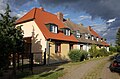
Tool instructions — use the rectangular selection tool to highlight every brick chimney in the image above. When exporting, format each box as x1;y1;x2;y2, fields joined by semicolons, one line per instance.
88;26;92;31
57;12;63;21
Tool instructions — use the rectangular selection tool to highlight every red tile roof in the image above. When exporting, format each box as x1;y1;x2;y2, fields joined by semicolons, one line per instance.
88;26;102;38
102;41;110;46
87;26;109;46
16;8;78;42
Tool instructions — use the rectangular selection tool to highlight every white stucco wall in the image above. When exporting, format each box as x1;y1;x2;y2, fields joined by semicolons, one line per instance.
17;21;47;53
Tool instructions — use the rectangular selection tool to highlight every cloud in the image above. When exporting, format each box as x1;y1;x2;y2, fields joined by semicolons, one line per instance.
107;18;116;23
79;15;92;21
1;0;119;44
64;14;69;17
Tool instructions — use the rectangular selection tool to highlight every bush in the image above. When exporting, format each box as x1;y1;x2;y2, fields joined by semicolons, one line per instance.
68;49;81;62
109;46;117;52
89;45;100;57
80;50;88;61
99;48;109;56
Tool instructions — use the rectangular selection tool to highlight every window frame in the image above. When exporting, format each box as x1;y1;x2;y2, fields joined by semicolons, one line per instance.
76;30;81;38
55;43;61;53
63;28;71;36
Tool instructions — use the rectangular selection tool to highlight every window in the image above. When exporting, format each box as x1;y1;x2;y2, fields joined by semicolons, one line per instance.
70;44;73;50
50;25;58;33
76;30;81;38
85;34;88;39
80;45;83;50
92;36;94;40
46;23;58;33
97;37;98;41
94;37;96;40
55;43;61;53
63;29;70;36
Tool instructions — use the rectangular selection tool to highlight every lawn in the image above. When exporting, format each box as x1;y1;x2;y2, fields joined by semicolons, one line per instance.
17;57;105;79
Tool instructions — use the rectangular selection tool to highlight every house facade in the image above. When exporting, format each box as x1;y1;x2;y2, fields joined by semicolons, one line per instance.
16;7;78;64
16;7;109;64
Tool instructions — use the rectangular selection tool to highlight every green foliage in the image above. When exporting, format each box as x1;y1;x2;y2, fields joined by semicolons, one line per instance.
89;45;100;57
116;46;120;53
0;4;23;70
99;48;109;56
109;46;117;53
89;45;111;57
116;28;120;53
68;49;81;62
116;28;120;46
68;49;88;62
80;50;88;61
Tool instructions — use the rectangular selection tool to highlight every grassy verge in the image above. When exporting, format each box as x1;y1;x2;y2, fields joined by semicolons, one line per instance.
17;57;106;79
17;68;64;79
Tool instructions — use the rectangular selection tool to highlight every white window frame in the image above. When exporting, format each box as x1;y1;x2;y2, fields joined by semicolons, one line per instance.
92;36;94;40
85;34;88;39
76;30;81;38
97;37;99;41
65;29;70;36
50;25;58;33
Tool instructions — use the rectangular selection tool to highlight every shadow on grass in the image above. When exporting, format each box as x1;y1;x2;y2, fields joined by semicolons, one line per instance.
16;62;67;79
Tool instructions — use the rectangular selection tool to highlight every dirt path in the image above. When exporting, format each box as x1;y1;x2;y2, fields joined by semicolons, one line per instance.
59;57;120;79
100;62;120;79
59;57;107;79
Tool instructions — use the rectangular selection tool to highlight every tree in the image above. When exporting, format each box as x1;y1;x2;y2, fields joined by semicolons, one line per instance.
116;28;120;53
0;4;23;75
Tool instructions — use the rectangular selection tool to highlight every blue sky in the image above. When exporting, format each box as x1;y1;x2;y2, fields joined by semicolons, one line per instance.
0;0;120;45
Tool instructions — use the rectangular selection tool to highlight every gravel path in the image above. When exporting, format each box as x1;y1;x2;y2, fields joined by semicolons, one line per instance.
59;57;120;79
59;57;107;79
100;62;120;79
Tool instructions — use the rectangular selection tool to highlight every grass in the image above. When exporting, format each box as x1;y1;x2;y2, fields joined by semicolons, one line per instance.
18;70;63;79
17;67;64;79
17;57;106;79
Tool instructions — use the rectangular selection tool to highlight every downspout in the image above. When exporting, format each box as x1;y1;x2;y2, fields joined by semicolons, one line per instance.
46;39;51;65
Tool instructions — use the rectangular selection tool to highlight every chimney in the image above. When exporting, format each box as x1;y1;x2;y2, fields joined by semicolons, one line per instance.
88;26;91;31
79;23;83;26
39;7;44;11
57;12;63;21
67;18;70;21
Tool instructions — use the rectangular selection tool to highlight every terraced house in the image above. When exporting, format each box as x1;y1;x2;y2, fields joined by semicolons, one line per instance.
16;7;109;64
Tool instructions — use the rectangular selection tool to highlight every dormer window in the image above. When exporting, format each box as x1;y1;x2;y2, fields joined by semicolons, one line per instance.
91;35;94;40
50;25;58;33
63;28;70;36
94;37;96;40
76;30;81;38
97;37;99;41
85;33;88;39
46;23;58;33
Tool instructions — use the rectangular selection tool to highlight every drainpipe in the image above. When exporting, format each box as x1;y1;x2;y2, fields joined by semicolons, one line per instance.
46;39;51;65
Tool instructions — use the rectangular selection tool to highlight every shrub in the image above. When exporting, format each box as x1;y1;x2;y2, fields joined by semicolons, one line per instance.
89;45;100;57
68;49;81;62
109;46;117;53
99;48;109;56
80;50;88;61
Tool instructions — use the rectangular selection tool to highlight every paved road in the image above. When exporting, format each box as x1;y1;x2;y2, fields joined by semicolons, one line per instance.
59;57;120;79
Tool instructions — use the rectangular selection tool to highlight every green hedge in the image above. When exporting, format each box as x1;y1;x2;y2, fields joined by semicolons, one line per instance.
68;49;81;62
68;49;88;62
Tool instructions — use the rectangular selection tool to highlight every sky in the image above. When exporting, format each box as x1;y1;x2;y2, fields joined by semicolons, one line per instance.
0;0;120;45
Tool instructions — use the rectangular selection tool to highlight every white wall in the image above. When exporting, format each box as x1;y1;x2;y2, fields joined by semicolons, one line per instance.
17;21;47;53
